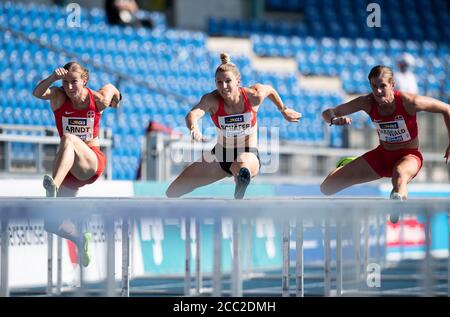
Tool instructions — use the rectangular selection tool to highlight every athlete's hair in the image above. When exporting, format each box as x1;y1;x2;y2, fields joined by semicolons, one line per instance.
63;61;89;84
368;65;394;83
215;52;241;79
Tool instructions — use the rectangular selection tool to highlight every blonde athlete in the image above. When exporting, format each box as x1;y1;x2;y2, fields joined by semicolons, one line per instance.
166;53;301;199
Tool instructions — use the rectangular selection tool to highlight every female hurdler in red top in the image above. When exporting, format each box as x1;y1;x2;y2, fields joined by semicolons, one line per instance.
33;61;121;266
166;53;302;199
321;65;450;204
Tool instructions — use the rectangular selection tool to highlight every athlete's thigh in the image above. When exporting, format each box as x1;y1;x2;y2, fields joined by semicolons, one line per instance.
172;160;229;188
327;156;381;185
68;137;99;179
231;152;260;176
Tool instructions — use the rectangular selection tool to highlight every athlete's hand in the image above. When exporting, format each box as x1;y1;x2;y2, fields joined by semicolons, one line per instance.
282;108;302;122
190;129;207;142
51;67;68;81
444;143;450;164
331;117;352;126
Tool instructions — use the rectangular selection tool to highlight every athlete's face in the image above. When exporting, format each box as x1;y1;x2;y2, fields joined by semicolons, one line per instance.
215;71;240;99
370;75;395;105
62;71;86;99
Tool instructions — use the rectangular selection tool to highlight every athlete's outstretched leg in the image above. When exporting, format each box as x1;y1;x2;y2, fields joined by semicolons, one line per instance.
43;185;79;235
320;156;381;195
166;161;229;198
43;185;93;267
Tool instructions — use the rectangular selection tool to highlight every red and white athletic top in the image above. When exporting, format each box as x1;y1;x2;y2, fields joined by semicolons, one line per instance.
210;87;257;138
369;90;418;144
53;87;101;141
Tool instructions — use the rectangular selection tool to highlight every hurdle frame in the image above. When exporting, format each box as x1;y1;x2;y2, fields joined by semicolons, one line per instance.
1;197;449;297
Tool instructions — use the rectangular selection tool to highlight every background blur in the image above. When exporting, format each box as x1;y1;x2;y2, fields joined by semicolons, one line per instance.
0;0;449;184
1;0;449;296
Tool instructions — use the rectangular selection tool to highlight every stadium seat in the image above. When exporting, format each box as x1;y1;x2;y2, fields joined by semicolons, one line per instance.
2;1;447;180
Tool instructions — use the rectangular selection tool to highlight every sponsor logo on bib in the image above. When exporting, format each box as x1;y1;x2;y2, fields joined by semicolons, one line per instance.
374;116;411;143
62;116;95;141
218;113;254;138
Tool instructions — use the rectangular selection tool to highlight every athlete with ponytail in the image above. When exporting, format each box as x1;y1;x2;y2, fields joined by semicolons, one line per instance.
166;53;301;199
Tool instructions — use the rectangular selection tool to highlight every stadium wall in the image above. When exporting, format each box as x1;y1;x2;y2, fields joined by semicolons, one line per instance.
174;0;248;30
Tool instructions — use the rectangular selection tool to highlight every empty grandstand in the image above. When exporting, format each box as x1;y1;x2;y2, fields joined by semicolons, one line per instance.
1;0;450;299
1;0;449;181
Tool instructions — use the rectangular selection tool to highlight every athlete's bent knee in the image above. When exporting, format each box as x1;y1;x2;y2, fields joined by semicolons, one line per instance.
61;133;76;146
320;182;335;196
166;186;181;198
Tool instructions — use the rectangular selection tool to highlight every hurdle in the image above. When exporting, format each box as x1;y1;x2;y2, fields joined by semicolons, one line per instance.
1;197;449;297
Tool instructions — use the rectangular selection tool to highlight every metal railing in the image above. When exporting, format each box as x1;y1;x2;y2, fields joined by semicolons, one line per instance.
142;131;450;182
1;197;449;297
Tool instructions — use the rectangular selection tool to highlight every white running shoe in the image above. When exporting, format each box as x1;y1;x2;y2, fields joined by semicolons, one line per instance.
389;191;404;224
43;174;58;198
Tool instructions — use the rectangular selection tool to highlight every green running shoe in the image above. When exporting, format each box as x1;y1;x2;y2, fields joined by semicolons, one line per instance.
336;157;356;168
80;232;93;267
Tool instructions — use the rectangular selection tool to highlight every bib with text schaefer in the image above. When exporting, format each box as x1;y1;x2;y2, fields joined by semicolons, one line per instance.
218;113;254;138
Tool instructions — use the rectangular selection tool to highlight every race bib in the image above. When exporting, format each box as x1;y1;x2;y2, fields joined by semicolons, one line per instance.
62;116;94;141
373;116;411;143
218;113;254;138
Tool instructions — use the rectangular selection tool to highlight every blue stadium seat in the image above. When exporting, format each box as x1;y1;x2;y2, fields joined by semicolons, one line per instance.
2;1;448;179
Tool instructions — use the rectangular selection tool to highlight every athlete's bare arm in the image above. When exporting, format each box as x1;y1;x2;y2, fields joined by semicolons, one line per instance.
246;84;301;122
186;93;216;142
93;84;122;112
322;94;372;126
403;92;450;163
32;68;66;110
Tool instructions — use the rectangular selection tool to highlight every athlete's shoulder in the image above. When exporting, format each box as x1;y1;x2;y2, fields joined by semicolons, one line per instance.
196;91;220;112
51;86;67;100
243;84;264;96
242;85;268;107
361;93;374;104
53;86;66;94
397;91;416;103
89;86;115;112
353;93;373;109
397;91;419;114
202;90;222;104
349;93;373;114
50;87;67;111
89;88;103;102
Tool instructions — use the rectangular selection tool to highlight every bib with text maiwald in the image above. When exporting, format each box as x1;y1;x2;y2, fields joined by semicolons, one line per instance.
62;116;95;141
218;112;254;138
373;115;411;143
